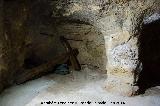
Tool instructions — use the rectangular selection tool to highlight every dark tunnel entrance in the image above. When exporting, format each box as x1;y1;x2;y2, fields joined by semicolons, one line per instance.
138;18;160;94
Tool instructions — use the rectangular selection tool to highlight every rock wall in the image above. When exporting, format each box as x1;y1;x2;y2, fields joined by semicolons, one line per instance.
0;0;107;93
20;0;106;71
0;0;159;96
50;0;160;96
0;0;30;93
56;23;106;71
0;0;4;92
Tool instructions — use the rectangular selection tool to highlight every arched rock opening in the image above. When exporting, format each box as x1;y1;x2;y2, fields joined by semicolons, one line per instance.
0;0;107;93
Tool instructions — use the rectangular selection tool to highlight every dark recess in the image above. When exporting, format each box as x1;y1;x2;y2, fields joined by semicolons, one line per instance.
138;19;160;94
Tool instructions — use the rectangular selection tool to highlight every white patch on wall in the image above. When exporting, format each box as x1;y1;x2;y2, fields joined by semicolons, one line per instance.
110;43;139;70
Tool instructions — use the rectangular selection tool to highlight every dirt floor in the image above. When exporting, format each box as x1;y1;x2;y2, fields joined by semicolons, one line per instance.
0;66;160;106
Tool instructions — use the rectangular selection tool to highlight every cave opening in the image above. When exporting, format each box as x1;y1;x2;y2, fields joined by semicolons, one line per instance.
138;16;160;94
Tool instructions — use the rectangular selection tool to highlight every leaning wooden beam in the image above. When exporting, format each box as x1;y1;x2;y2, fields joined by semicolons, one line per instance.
15;52;69;84
60;36;81;71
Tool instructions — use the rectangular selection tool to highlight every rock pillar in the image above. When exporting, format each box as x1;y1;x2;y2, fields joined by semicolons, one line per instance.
98;10;143;96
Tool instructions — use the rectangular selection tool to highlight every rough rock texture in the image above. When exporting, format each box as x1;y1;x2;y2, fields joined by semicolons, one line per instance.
50;0;160;96
0;0;30;93
21;0;106;71
56;23;106;71
0;0;160;96
0;0;4;92
0;0;107;93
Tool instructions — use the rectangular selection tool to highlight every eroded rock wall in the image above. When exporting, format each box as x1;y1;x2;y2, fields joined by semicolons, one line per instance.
0;0;30;93
0;0;159;96
0;0;4;92
50;0;160;96
19;0;106;71
0;0;106;93
56;23;106;71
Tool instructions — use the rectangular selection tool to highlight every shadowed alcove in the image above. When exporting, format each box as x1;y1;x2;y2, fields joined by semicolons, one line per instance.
138;17;160;94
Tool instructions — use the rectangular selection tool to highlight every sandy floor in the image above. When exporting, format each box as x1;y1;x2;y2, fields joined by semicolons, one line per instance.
0;66;160;106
